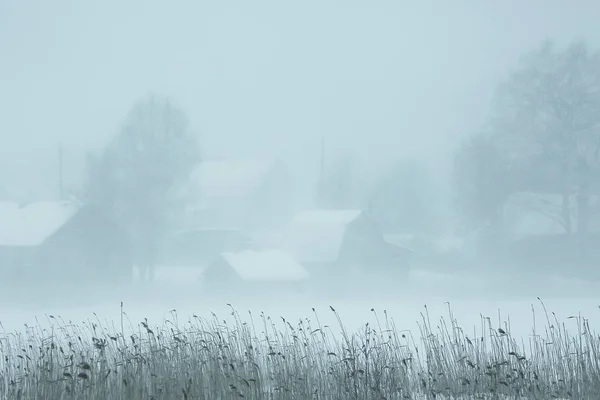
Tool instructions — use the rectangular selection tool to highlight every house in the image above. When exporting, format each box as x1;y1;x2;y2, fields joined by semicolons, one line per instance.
281;209;412;293
201;249;309;299
0;201;132;285
169;158;294;232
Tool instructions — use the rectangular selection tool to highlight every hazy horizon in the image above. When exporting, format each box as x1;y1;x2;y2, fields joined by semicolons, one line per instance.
3;0;600;202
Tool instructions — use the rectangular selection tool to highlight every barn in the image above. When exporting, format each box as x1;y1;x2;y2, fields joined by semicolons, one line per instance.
169;158;294;232
0;201;132;286
201;249;309;300
281;209;412;296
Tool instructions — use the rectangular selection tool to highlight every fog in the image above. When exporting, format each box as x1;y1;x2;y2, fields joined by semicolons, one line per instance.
2;2;600;394
4;1;600;194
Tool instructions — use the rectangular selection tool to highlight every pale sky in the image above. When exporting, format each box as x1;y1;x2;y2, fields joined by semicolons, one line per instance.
1;0;599;200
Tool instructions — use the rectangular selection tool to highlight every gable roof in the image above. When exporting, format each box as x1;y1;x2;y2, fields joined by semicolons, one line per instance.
189;159;276;199
0;201;81;247
219;250;309;281
282;209;363;263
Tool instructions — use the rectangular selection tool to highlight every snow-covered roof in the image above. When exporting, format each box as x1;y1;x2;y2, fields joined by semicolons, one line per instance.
282;209;363;263
219;250;309;281
0;201;81;247
188;159;276;199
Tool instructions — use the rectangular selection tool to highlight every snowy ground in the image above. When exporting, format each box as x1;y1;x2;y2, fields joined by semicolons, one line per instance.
1;265;599;348
130;264;600;297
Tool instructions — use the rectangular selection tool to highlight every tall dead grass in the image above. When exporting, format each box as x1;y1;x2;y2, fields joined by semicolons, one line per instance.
0;300;598;399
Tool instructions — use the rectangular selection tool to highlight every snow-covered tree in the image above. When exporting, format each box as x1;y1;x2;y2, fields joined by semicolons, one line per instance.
491;40;600;235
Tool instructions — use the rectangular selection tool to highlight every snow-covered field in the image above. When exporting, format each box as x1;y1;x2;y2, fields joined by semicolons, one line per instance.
2;265;599;346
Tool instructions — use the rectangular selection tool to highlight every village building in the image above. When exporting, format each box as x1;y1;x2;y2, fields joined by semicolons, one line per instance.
281;209;412;295
0;201;132;285
169;158;294;232
202;249;309;299
162;158;294;269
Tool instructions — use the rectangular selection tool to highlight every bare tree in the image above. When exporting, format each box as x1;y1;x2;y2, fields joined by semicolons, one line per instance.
453;40;600;269
492;40;600;235
87;94;200;281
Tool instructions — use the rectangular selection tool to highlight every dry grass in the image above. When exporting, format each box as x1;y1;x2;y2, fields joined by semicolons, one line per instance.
0;300;598;399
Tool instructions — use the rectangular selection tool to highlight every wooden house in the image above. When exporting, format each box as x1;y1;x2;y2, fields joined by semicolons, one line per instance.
281;209;412;295
0;201;132;285
169;158;294;232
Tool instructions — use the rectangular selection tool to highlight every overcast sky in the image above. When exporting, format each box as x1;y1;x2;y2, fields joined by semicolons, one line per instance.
1;0;600;199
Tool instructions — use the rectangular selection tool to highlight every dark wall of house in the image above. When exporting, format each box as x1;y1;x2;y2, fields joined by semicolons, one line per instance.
0;247;33;280
34;206;132;284
201;257;245;295
339;213;411;271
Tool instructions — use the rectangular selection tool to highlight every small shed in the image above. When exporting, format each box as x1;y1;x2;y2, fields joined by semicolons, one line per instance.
281;210;412;291
202;250;309;299
0;201;132;285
